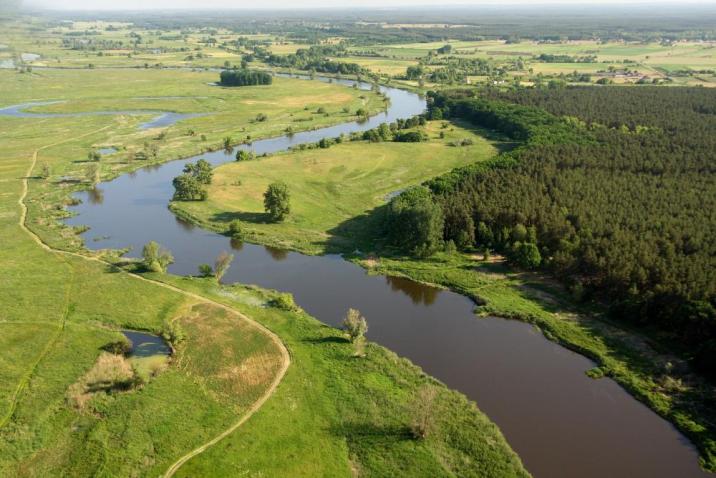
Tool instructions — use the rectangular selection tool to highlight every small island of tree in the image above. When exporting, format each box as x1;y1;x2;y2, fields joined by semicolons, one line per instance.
219;69;272;87
172;159;213;201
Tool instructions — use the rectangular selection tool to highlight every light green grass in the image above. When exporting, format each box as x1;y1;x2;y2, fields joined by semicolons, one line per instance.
172;121;501;254
157;277;529;478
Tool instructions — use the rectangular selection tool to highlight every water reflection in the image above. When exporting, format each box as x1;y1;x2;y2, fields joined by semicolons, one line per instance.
87;187;104;205
230;237;245;251
264;245;288;261
175;216;196;232
385;275;441;306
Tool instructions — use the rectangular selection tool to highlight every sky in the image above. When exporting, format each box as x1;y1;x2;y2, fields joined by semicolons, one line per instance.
20;0;716;11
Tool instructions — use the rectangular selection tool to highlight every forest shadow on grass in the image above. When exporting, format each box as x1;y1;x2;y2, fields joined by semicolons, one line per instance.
325;203;389;254
332;422;413;442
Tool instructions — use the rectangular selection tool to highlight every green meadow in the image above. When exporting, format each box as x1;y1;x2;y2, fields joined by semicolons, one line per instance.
171;121;502;254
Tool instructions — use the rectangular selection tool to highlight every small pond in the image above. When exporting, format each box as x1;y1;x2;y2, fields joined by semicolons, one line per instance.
122;330;171;358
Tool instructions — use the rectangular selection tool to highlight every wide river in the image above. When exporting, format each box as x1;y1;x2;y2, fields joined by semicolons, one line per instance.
53;75;708;477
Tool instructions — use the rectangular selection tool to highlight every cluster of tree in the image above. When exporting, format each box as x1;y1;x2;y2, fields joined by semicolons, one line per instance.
219;69;272;87
264;44;366;75
172;159;213;201
536;54;597;63
361;116;427;143
62;38;125;51
393;88;716;378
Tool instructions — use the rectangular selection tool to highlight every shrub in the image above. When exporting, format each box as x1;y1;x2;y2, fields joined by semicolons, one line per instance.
142;241;174;272
228;219;244;239
160;320;186;346
198;263;213;277
343;308;368;343
410;385;438;439
214;251;234;282
271;292;298;311
236;150;255;161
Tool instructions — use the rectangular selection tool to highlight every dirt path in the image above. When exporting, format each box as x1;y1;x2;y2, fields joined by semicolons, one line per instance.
15;136;291;477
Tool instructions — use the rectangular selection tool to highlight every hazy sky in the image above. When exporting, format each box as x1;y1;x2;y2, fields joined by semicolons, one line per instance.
21;0;716;10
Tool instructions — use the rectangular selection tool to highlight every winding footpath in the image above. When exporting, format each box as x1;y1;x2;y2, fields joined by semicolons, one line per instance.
16;133;291;477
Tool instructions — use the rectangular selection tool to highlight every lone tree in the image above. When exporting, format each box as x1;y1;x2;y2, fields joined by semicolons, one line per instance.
213;251;234;282
264;182;290;222
85;163;100;185
342;308;368;356
223;136;233;151
142;241;174;273
410;385;438;439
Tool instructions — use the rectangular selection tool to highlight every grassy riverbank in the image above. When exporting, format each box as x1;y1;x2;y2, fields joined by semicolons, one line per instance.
171;121;503;254
155;275;529;477
358;252;716;471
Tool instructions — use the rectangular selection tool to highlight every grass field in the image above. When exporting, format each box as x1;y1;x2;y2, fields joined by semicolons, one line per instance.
0;107;287;476
158;277;529;478
0;52;529;475
171;121;502;254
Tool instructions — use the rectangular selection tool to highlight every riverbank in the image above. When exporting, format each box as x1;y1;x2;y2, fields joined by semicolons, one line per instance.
359;252;716;472
151;274;530;477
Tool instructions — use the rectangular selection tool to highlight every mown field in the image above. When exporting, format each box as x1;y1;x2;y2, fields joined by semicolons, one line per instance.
0;59;528;476
171;121;503;254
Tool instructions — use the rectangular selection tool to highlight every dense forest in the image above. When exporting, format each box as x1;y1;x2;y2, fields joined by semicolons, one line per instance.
219;69;272;86
393;87;716;377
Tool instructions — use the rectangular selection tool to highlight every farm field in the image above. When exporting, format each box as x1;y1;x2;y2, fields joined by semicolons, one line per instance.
171;121;502;254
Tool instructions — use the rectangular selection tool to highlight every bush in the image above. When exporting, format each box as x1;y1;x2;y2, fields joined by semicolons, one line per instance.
198;263;213;277
142;241;174;273
236;150;255;162
393;131;424;143
228;219;244;239
385;186;444;257
511;242;542;269
271;292;298;311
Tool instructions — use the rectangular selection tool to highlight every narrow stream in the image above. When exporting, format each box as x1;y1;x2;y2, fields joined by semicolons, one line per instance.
37;74;708;477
